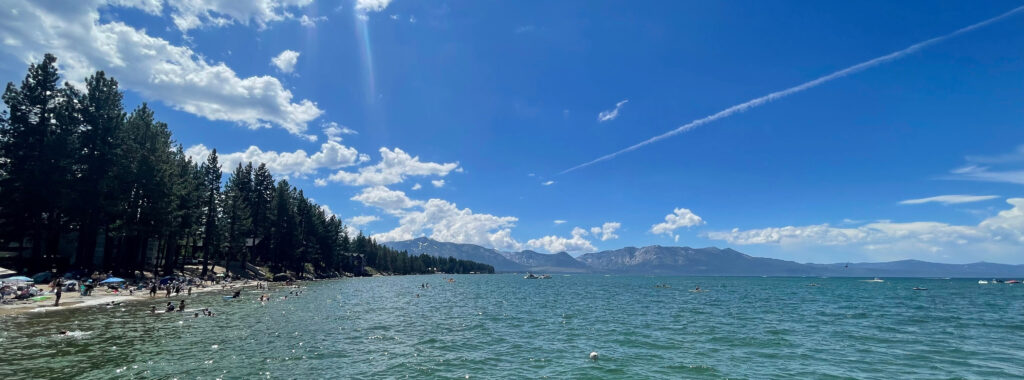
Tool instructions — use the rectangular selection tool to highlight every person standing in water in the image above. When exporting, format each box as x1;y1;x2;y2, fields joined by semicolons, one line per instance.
53;285;62;307
179;299;186;312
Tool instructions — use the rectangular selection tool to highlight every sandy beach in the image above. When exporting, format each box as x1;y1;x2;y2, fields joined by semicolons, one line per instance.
0;281;259;316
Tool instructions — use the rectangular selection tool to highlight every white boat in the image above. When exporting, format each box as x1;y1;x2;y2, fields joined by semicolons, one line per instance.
524;273;538;279
863;277;884;283
978;280;989;284
538;274;551;279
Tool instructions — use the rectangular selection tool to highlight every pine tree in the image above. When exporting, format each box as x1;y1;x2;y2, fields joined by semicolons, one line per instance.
199;150;221;277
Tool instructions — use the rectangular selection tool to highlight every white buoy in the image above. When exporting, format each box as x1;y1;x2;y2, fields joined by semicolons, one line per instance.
589;351;599;360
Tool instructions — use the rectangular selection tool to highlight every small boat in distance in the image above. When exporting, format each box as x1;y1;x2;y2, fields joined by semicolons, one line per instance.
524;273;538;279
978;280;989;284
1007;280;1021;284
913;287;928;291
538;274;552;279
863;277;884;283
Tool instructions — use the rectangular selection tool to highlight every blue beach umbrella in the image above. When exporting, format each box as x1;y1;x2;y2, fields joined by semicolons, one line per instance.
4;276;32;282
99;277;126;284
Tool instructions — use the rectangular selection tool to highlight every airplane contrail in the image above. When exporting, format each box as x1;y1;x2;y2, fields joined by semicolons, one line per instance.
559;5;1024;175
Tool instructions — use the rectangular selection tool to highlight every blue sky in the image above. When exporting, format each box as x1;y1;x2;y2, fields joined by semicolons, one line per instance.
2;0;1024;264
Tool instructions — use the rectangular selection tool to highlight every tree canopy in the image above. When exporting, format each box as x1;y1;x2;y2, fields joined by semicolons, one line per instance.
0;54;494;278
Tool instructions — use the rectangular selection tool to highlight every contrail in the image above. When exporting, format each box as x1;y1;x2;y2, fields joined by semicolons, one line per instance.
560;5;1024;175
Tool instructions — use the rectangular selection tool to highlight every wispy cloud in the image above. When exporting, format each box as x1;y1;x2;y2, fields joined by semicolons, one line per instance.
900;194;1000;205
554;220;567;224
541;180;555;186
597;99;628;122
560;5;1024;175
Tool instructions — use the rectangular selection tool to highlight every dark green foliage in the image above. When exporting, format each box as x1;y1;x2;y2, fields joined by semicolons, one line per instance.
0;54;493;277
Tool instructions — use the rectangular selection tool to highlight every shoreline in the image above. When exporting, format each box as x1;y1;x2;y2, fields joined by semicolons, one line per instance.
0;282;261;317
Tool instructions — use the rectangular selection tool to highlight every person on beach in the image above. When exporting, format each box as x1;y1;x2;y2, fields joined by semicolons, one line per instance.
150;283;157;297
178;299;185;312
166;302;174;312
187;287;192;296
53;286;62;306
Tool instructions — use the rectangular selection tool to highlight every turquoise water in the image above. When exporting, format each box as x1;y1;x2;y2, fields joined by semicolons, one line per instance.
2;274;1023;379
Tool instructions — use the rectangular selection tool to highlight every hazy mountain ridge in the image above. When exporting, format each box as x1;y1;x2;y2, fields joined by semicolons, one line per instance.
383;238;1024;277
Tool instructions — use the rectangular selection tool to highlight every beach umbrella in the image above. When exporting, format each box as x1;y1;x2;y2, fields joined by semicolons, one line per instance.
99;277;126;284
4;276;32;283
0;266;15;277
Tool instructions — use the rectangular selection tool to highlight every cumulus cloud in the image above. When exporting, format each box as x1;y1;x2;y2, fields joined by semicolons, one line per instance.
166;0;314;32
527;222;620;254
411;183;422;190
348;215;380;227
350;186;422;213
431;179;445;188
271;49;300;73
314;178;327;187
372;199;523;252
185;142;368;178
705;198;1024;262
327;147;460;186
527;227;597;254
322;122;357;142
597;99;628;122
900;194;999;205
354;0;392;13
554;220;567;225
0;1;324;138
590;222;621;241
298;14;326;27
650;208;705;241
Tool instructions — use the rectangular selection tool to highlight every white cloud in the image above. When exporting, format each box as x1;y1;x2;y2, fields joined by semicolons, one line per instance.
314;178;327;187
327;147;460;186
0;1;324;138
431;179;445;188
298;14;326;27
948;165;1024;185
185;142;368;178
650;208;705;240
348;215;380;227
411;183;422;190
590;222;621;241
900;194;1000;205
372;199;523;252
527;227;597;254
554;220;567;225
597;99;628;122
319;204;335;218
354;0;392;13
271;49;300;73
350;186;423;213
166;0;314;32
389;14;398;20
322;122;357;142
408;15;416;23
541;180;554;186
705;198;1024;262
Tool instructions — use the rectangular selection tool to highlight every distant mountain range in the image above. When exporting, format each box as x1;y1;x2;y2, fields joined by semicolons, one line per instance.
384;237;1024;277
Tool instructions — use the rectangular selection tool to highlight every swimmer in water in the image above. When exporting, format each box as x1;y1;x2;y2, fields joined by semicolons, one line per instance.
150;306;156;313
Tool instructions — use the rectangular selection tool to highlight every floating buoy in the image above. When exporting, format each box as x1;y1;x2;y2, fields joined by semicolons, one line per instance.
589;351;599;360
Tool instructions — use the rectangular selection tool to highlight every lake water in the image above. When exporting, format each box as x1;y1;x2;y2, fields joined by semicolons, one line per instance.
2;274;1023;379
